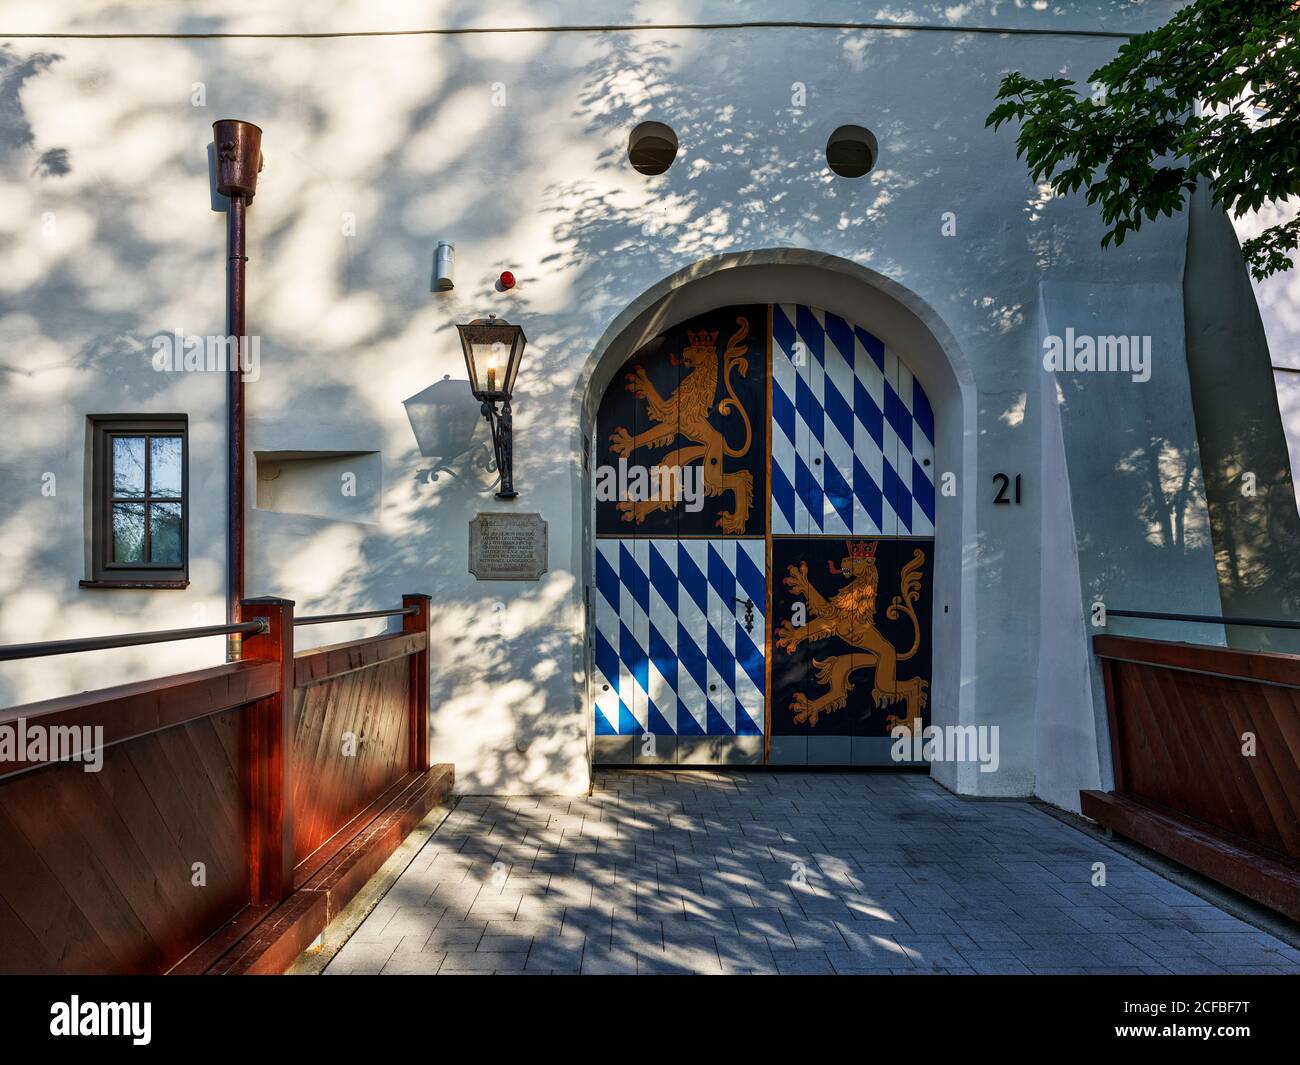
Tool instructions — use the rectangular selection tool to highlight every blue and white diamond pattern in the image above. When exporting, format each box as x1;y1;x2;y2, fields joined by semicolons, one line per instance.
593;539;766;736
771;304;935;536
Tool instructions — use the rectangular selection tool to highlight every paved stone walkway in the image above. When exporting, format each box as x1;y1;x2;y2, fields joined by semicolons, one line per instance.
325;771;1300;975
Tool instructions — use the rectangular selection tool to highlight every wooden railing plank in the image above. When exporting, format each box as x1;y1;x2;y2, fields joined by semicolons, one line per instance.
242;597;296;905
1088;634;1300;922
202;764;454;975
291;772;418;889
1081;791;1300;922
293;631;425;687
0;591;437;974
0;708;252;975
1094;633;1300;687
291;656;410;873
404;594;432;774
0;659;278;778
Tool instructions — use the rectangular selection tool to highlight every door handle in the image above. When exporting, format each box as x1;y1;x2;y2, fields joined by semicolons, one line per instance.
734;597;756;634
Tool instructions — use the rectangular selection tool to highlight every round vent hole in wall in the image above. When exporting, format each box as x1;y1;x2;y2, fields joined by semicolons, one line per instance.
628;121;678;175
826;125;878;178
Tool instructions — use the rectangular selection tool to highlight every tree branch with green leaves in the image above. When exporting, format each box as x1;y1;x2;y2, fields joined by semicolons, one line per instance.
987;0;1300;279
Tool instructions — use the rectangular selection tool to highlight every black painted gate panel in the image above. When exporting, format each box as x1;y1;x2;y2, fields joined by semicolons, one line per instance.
770;536;932;765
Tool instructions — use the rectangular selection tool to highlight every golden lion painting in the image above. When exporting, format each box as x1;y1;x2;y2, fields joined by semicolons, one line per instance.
775;540;928;733
608;317;754;534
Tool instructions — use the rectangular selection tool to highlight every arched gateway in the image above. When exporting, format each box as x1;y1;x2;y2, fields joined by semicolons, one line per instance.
590;301;937;766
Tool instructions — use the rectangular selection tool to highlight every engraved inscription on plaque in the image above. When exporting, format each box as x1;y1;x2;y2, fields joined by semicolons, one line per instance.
469;512;548;581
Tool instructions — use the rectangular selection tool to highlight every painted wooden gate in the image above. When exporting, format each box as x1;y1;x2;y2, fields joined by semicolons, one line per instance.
592;304;934;766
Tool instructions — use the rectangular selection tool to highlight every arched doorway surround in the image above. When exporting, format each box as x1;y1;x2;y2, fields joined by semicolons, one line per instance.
569;251;976;787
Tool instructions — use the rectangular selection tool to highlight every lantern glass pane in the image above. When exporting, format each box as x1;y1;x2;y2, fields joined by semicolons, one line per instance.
505;342;521;393
458;321;525;396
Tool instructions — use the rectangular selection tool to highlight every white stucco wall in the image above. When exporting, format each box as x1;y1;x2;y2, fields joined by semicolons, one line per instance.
2;1;1233;803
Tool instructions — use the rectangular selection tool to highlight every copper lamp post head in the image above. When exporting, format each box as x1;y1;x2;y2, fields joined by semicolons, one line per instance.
213;119;264;200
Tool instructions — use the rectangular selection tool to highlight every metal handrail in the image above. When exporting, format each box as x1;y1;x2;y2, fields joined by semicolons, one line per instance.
1107;609;1300;631
0;618;269;663
293;606;417;627
0;602;418;661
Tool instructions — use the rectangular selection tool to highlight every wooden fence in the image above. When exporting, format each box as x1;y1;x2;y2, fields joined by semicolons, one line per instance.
1083;634;1300;921
0;594;452;975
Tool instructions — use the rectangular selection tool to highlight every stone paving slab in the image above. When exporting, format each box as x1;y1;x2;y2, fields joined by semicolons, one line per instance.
323;771;1300;975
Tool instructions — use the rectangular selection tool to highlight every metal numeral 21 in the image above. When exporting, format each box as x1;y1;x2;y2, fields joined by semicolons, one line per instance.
993;473;1022;505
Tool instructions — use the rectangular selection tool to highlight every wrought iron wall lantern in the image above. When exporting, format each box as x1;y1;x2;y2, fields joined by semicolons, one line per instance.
456;314;526;499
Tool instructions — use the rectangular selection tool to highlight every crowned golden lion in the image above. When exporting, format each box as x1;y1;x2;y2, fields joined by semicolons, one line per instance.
608;318;754;534
775;540;928;731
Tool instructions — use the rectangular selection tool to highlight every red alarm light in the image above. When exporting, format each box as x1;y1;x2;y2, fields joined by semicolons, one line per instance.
499;270;516;290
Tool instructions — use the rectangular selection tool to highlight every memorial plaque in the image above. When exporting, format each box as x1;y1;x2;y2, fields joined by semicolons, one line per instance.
469;512;548;581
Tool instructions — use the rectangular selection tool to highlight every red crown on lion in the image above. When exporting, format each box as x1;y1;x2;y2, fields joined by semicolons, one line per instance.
846;540;877;560
828;539;877;575
686;329;719;347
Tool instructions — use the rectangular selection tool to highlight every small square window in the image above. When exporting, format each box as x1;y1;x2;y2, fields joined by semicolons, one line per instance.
84;415;189;588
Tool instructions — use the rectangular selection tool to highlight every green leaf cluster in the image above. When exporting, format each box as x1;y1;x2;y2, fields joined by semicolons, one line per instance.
987;1;1300;279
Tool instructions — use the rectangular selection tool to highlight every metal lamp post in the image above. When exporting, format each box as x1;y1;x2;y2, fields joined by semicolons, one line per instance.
456;314;526;499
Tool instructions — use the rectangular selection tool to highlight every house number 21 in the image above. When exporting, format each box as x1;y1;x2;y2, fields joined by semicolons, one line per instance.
993;473;1022;505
